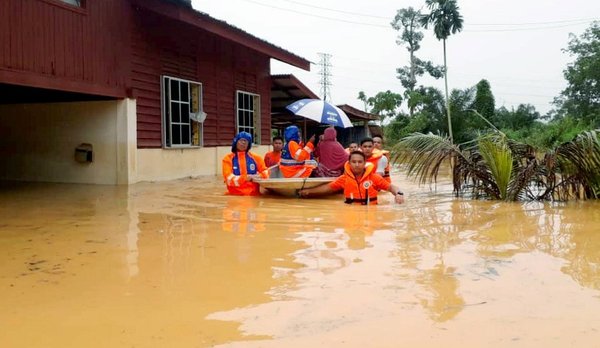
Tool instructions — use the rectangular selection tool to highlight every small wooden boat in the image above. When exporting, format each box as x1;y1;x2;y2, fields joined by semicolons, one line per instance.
255;177;335;196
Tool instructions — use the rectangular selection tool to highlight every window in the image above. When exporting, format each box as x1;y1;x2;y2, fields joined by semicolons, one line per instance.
60;0;83;6
236;91;261;144
162;76;204;148
43;0;86;11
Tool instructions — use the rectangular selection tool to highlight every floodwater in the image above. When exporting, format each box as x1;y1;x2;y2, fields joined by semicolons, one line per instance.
1;172;600;348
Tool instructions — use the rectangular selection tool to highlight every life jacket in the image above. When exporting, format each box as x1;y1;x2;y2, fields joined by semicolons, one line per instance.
341;162;381;205
369;149;391;183
280;140;315;178
222;152;268;196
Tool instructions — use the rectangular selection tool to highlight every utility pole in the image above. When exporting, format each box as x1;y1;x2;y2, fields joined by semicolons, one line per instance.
317;52;332;102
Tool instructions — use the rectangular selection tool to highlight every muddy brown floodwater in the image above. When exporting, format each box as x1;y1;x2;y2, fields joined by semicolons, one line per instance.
1;172;600;347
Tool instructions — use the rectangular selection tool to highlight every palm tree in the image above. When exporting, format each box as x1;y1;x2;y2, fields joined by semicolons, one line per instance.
420;0;464;144
392;129;600;201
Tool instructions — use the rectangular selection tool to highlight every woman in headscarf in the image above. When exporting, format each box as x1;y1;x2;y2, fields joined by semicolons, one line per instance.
222;132;269;196
313;127;348;177
280;125;317;178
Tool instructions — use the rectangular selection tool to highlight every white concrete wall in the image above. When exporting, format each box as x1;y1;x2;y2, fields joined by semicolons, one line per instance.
134;145;269;182
0;99;271;184
0;100;136;184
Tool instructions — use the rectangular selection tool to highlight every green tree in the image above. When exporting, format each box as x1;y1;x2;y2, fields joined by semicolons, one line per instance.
391;7;443;117
357;90;403;122
385;86;445;144
408;86;447;134
523;115;590;150
493;104;540;131
471;79;495;120
448;87;477;144
558;21;600;126
358;91;369;111
420;0;464;143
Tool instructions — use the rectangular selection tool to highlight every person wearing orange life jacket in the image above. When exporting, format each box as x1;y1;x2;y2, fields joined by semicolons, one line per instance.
299;151;405;205
222;131;269;196
360;137;391;183
279;125;317;178
372;135;392;182
344;141;360;155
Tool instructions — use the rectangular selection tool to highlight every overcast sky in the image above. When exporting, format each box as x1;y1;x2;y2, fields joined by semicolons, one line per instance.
192;0;600;115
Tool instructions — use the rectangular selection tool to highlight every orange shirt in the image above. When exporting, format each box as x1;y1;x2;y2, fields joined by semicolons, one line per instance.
264;151;281;167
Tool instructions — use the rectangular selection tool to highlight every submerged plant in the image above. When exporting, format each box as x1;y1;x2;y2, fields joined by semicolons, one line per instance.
393;129;600;201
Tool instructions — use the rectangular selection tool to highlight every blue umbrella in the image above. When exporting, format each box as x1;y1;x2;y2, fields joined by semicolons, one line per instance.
286;99;353;128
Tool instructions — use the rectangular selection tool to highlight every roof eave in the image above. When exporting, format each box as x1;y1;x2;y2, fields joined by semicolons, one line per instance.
132;0;311;71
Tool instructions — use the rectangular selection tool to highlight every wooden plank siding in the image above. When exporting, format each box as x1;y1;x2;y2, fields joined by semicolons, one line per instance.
0;0;130;97
3;0;284;149
130;9;272;148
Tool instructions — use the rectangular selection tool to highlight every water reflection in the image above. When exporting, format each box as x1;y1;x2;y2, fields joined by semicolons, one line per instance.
2;179;600;347
416;262;465;322
221;197;267;236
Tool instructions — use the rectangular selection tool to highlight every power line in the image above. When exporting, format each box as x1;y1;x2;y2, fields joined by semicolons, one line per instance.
240;0;388;28
278;0;390;20
238;0;596;32
468;17;599;26
466;20;593;33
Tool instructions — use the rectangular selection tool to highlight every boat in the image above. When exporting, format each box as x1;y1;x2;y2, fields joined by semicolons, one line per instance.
255;177;335;196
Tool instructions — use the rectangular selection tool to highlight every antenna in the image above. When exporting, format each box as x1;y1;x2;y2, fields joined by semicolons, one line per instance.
317;52;332;101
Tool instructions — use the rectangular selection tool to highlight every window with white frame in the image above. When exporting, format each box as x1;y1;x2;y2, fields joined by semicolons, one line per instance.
60;0;83;6
236;91;261;144
162;76;204;148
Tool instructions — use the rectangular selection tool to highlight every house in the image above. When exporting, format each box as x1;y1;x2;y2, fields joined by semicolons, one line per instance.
269;74;380;145
0;0;310;184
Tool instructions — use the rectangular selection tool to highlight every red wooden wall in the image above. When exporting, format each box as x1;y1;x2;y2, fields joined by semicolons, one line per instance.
130;9;272;148
0;0;130;97
1;0;274;148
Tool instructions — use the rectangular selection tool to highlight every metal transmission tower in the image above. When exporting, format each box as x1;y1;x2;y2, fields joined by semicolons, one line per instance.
317;52;332;101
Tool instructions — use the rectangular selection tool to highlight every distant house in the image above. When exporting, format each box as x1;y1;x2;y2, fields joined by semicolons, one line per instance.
269;75;380;145
0;0;310;184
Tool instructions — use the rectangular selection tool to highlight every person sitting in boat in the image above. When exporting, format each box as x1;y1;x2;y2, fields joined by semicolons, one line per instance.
222;131;269;196
361;137;391;183
298;151;405;205
280;125;317;178
313;127;348;177
345;142;360;154
264;136;283;167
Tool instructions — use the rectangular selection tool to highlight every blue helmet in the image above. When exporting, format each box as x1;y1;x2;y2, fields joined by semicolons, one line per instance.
231;131;253;152
284;125;300;143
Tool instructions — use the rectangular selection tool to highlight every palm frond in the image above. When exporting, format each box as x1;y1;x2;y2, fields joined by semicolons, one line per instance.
555;129;600;198
478;135;513;200
393;132;462;187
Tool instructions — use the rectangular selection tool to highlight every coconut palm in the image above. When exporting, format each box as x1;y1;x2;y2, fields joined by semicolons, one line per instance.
420;0;464;144
553;130;600;199
393;129;600;201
